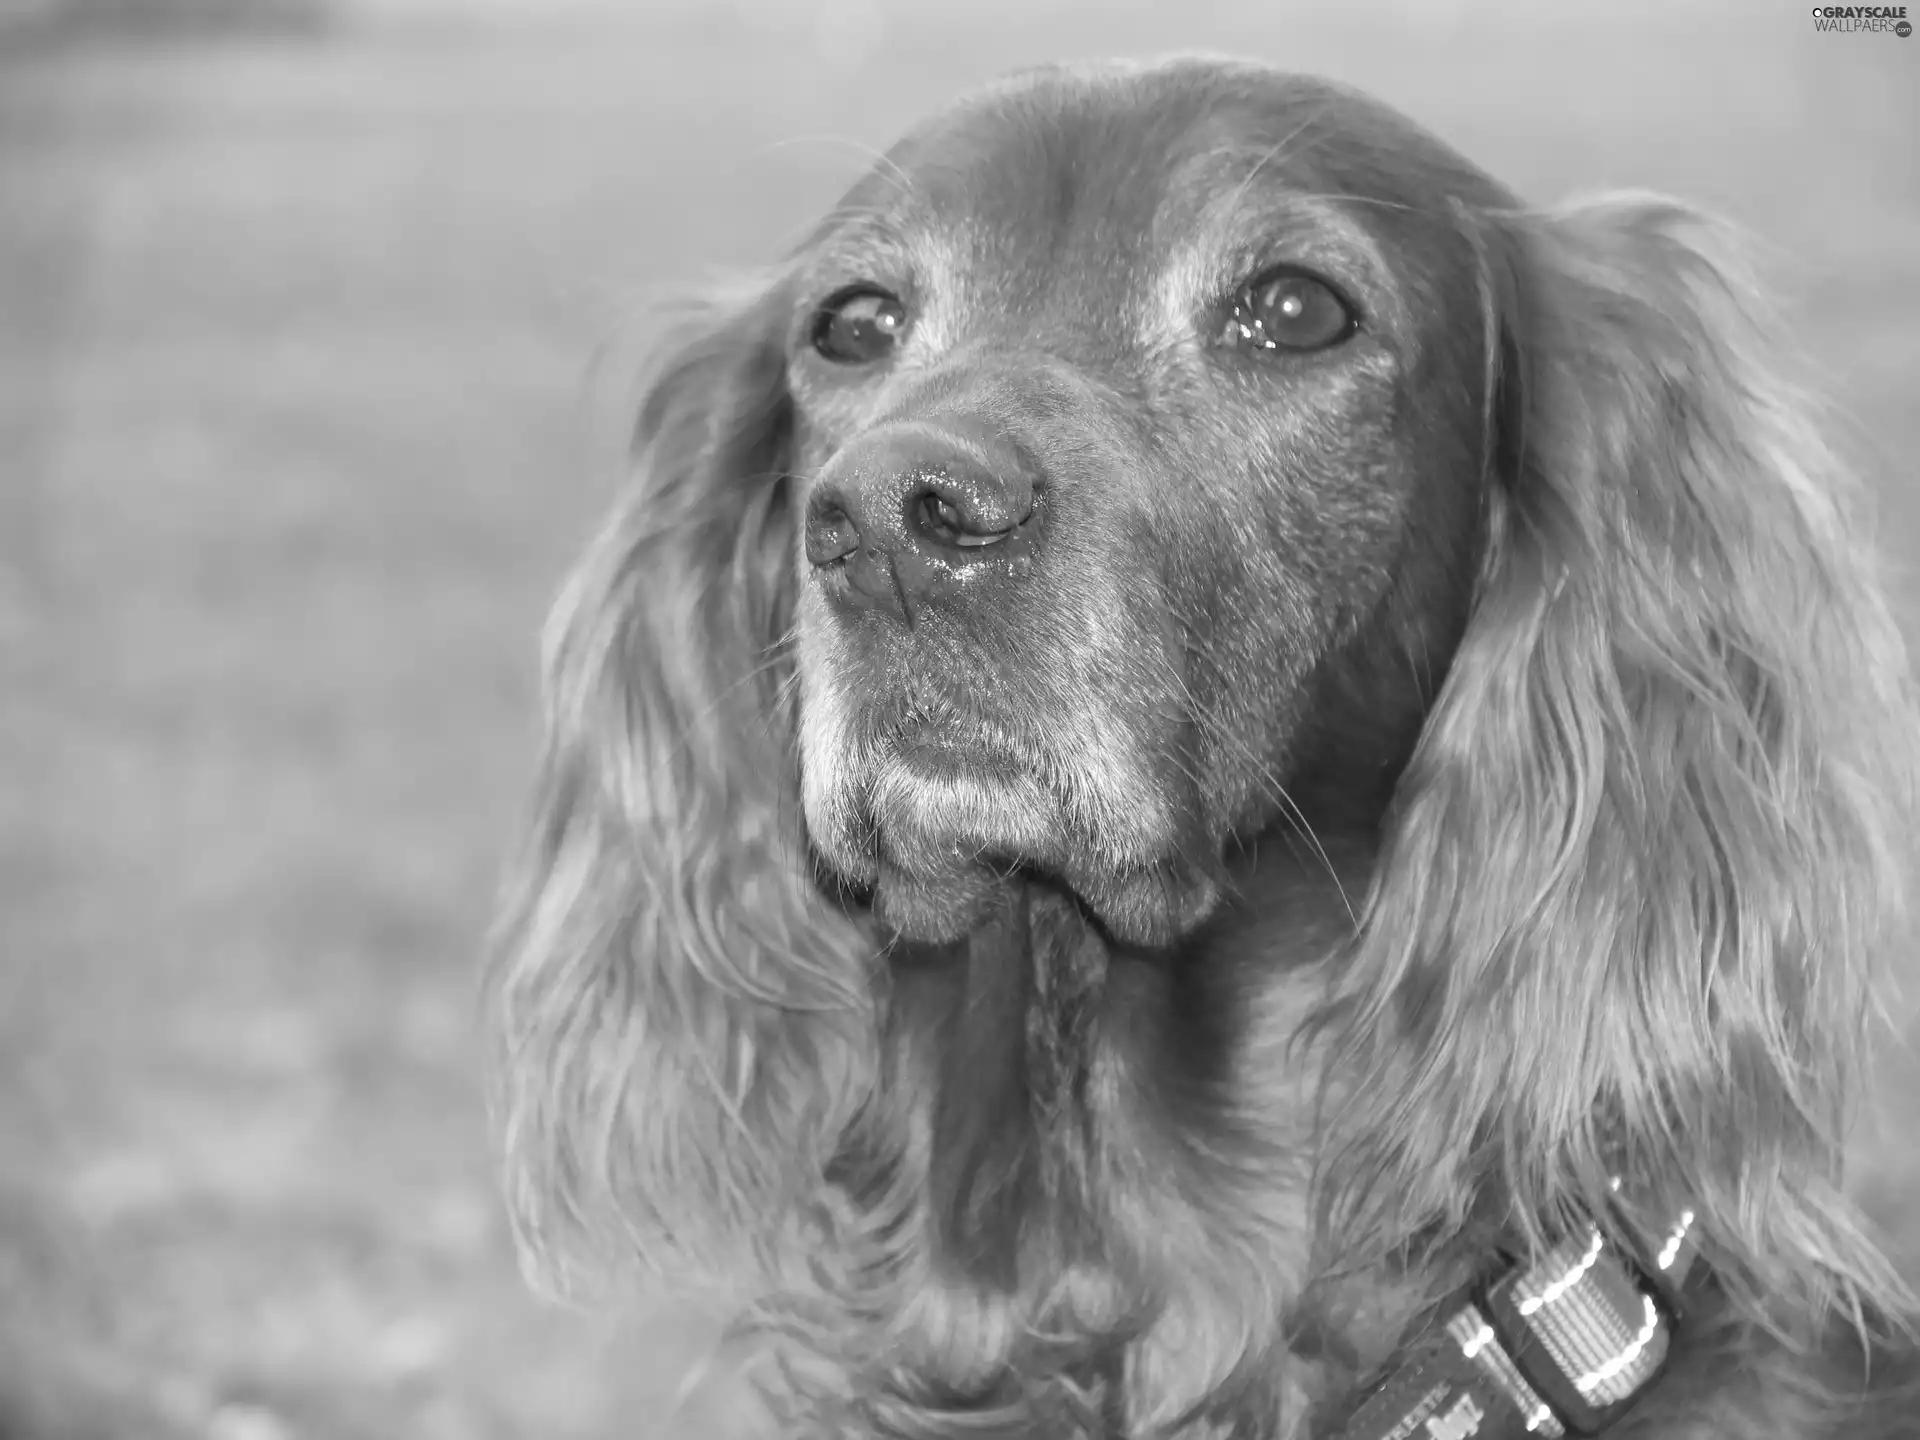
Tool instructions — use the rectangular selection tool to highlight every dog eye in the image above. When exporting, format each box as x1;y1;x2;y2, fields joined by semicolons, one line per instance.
1223;268;1355;354
810;288;909;365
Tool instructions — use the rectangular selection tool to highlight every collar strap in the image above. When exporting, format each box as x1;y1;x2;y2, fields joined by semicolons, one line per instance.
1328;1186;1702;1439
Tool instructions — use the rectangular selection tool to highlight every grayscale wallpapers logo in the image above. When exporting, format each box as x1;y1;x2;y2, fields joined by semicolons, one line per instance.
1811;5;1913;33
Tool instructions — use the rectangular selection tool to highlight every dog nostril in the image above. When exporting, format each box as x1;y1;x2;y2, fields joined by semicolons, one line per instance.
805;501;861;566
917;491;1016;548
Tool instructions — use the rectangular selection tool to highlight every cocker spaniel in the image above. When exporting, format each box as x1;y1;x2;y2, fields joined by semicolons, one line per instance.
489;59;1920;1439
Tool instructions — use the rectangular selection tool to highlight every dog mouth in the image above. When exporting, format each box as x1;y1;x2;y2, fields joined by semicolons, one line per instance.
860;721;1076;879
808;715;1221;948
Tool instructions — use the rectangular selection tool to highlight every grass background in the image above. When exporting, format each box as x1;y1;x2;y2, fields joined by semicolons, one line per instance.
0;1;1915;1436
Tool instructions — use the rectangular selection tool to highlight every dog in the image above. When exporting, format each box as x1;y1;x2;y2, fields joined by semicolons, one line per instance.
488;58;1920;1438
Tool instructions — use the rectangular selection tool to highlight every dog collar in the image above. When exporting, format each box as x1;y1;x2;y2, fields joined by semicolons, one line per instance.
1327;1183;1701;1440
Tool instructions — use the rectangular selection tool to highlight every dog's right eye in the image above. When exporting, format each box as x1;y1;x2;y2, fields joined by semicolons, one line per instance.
810;289;909;365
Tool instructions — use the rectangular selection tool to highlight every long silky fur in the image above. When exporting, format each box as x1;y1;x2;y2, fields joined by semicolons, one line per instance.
488;281;882;1305
487;179;1920;1434
1317;195;1918;1340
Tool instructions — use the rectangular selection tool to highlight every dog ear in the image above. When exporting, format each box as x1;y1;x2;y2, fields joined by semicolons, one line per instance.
489;282;878;1297
1328;195;1917;1328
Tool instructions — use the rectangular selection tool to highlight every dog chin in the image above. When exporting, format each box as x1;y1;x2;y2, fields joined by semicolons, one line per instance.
867;858;1005;945
862;846;1221;948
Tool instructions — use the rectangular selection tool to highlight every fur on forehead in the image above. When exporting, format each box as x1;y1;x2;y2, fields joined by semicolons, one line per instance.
825;60;1514;235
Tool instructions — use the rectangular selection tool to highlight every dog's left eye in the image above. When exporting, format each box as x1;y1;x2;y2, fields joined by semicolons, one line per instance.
1222;268;1356;354
810;288;909;365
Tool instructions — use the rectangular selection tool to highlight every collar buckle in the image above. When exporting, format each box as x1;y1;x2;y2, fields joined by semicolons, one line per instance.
1471;1186;1701;1435
1326;1187;1702;1440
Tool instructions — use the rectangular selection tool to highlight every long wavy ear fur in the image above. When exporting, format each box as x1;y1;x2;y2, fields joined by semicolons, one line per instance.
1329;195;1918;1332
489;283;877;1297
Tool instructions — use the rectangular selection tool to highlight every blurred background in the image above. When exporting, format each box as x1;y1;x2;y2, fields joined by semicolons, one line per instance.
0;0;1915;1436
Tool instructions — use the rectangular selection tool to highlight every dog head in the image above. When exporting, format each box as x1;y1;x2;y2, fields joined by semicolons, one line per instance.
491;57;1916;1429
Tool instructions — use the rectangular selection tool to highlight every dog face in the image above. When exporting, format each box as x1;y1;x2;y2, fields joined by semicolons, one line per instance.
790;65;1503;947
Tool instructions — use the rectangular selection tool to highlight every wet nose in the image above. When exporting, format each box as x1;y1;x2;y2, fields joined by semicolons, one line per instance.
805;426;1038;619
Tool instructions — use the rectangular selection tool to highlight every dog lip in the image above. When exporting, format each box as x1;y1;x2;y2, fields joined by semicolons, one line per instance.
889;733;1022;781
861;835;1218;949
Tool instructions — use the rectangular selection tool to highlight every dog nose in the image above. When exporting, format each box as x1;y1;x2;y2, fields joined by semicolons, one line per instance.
805;427;1037;618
